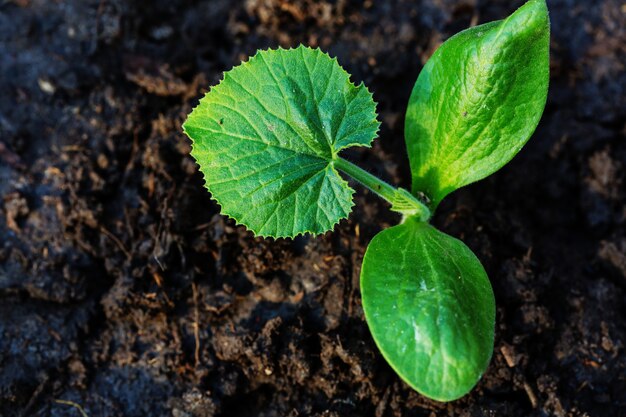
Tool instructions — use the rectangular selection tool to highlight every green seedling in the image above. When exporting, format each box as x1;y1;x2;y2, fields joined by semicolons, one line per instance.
183;0;549;402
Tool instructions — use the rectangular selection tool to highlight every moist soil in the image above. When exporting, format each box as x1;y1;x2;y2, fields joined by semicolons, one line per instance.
1;0;625;416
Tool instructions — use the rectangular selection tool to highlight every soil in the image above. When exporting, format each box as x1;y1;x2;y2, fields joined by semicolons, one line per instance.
1;0;625;416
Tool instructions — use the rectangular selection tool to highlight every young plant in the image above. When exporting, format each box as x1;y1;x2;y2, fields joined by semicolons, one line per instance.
183;0;549;402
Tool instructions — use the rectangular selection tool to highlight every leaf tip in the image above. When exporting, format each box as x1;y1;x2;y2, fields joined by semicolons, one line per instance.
509;0;550;32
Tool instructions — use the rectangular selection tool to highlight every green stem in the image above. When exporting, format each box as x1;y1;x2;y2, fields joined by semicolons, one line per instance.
334;157;397;203
334;157;431;222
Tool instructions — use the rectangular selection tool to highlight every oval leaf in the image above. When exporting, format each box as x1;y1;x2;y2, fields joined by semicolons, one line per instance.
361;219;495;401
405;0;550;206
183;46;380;238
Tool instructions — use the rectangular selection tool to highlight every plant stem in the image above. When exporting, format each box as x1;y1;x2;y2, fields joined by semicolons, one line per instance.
334;157;431;222
334;157;397;202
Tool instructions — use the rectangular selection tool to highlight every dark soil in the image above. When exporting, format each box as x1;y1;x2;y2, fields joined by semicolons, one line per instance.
1;0;625;416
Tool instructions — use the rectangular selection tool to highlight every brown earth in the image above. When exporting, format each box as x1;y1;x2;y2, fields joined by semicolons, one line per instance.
1;0;625;416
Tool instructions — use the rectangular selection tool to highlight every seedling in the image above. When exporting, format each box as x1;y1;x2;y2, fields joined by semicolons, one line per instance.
183;0;549;402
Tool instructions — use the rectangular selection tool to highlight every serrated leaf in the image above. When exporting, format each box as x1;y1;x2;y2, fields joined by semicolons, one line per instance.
405;0;550;206
183;45;380;238
361;219;495;402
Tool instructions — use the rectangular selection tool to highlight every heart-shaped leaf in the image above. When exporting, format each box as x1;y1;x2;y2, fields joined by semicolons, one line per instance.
360;218;495;401
183;46;380;238
405;0;550;206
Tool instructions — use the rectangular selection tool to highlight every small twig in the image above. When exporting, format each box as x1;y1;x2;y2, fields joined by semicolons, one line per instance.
500;343;517;367
523;381;539;408
153;254;165;271
100;226;131;260
151;271;174;308
54;399;89;417
19;375;48;417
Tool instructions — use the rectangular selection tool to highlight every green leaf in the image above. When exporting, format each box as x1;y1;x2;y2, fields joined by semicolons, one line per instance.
405;0;550;206
183;45;380;238
360;218;495;401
